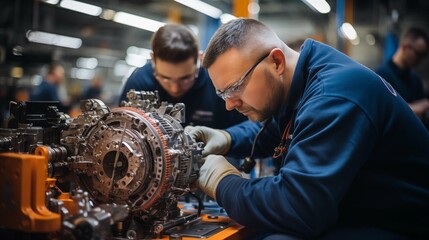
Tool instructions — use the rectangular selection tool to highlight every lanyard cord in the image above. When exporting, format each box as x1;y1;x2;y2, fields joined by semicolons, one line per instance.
250;118;272;159
273;113;294;159
239;118;272;174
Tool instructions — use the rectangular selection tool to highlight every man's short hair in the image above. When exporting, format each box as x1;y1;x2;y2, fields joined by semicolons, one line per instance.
151;24;199;63
401;27;429;46
202;18;268;69
46;62;64;75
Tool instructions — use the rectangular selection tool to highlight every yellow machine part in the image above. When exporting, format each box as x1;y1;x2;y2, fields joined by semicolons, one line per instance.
0;152;61;233
57;192;76;215
45;178;76;215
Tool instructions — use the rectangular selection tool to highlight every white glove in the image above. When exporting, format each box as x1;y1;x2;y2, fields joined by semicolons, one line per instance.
197;155;241;200
185;126;231;157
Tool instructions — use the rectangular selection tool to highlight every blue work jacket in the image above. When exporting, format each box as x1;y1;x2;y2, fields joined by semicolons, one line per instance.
119;63;247;128
220;39;429;238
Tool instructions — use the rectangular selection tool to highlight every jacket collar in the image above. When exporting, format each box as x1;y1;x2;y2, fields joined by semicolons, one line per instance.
276;39;313;128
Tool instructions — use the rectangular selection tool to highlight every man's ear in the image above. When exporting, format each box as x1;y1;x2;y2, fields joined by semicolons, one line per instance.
198;50;204;64
270;48;286;75
150;52;155;62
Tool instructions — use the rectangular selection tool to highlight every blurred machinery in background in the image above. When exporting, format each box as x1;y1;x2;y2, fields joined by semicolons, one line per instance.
0;90;237;239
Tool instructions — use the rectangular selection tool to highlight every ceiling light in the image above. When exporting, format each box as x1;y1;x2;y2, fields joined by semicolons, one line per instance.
100;9;116;20
350;36;360;45
126;55;147;67
126;47;151;67
339;22;358;40
301;0;331;14
113;12;165;32
114;60;133;76
175;0;223;19
42;0;60;5
365;34;376;46
31;75;43;85
27;30;82;49
220;13;236;24
59;0;102;16
76;57;98;69
71;67;95;80
11;67;23;78
248;2;260;15
126;46;152;59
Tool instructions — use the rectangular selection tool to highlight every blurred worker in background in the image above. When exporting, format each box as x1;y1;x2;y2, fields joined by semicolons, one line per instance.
30;62;65;102
376;27;429;126
187;18;429;239
29;62;70;113
119;24;247;129
83;74;103;100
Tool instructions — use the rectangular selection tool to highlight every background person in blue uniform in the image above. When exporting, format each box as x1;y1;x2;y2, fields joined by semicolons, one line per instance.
83;74;103;100
187;18;429;239
118;24;246;129
375;27;429;125
30;62;70;113
30;62;65;102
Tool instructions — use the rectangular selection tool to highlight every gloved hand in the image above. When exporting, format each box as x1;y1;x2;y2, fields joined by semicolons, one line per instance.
185;126;231;157
197;155;241;200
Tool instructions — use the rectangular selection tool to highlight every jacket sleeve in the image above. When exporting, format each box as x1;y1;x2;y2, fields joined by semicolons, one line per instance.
216;96;378;238
226;119;280;158
374;65;398;91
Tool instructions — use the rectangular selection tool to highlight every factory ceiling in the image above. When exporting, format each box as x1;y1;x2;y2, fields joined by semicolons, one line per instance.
0;0;428;73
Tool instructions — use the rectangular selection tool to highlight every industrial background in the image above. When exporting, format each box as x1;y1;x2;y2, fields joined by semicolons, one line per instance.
1;0;428;116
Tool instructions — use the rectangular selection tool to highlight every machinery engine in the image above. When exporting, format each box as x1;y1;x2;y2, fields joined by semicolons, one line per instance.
0;90;203;239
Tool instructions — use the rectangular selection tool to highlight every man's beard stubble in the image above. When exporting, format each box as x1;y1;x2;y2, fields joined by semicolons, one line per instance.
250;69;284;122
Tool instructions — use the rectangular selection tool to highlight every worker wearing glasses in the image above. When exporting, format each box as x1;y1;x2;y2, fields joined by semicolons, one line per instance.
119;24;246;129
376;27;429;126
187;18;429;239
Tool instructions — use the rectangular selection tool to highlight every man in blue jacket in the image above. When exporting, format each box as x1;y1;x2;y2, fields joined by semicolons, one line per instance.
30;62;71;112
375;27;429;126
30;62;65;102
119;24;246;129
186;18;429;239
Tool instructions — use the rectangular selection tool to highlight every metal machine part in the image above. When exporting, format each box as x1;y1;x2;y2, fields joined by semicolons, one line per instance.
0;90;203;238
61;92;201;220
61;190;129;240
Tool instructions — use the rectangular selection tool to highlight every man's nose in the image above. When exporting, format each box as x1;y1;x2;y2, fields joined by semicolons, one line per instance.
169;82;182;92
225;98;241;111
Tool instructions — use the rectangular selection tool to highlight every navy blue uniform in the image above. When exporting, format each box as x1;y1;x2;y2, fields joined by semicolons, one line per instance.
119;63;247;128
30;80;60;102
83;86;101;100
375;59;426;102
218;39;429;238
